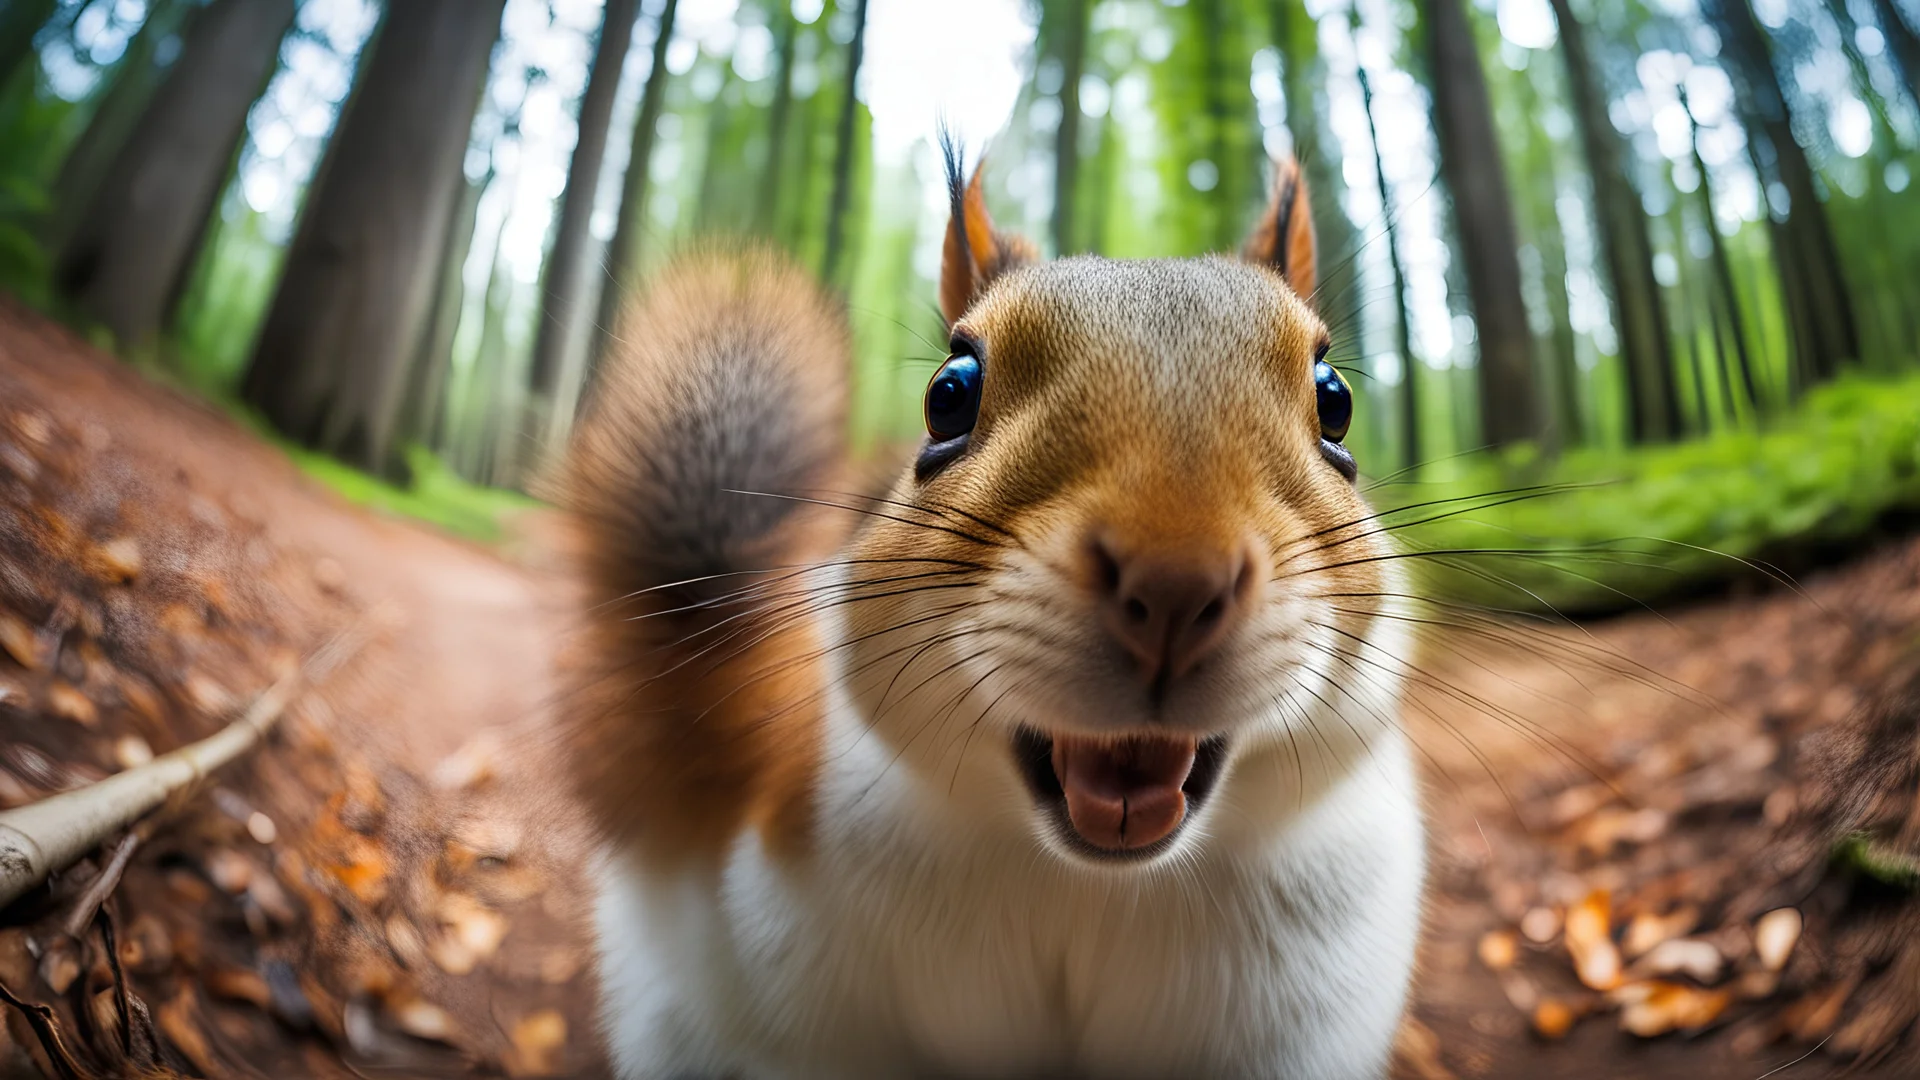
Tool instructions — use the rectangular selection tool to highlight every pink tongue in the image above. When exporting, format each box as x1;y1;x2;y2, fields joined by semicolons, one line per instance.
1050;734;1198;850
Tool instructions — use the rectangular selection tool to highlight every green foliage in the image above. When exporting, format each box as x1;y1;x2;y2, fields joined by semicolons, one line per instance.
1831;832;1920;892
1391;370;1920;613
279;442;541;544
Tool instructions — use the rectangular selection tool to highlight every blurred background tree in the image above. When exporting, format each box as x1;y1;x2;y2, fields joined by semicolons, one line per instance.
0;0;1916;606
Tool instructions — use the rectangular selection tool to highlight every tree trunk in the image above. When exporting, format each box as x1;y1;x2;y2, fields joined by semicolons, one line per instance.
526;0;638;457
40;0;194;258
590;0;680;372
1704;0;1858;380
1872;0;1920;105
54;0;294;348
397;170;488;457
1051;0;1088;256
1548;0;1678;442
757;4;797;233
1358;64;1420;471
240;0;505;475
0;0;54;91
1426;0;1539;446
821;0;870;285
1686;105;1760;411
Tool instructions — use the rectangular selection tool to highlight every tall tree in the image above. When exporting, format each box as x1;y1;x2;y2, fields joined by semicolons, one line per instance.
1703;0;1858;381
396;169;489;456
1357;62;1420;469
40;0;195;256
527;0;640;456
1426;0;1539;446
0;0;54;91
757;1;798;233
1547;0;1679;441
821;0;871;284
1051;0;1089;255
591;0;681;369
241;0;506;473
1871;0;1920;104
1683;95;1760;410
54;0;295;347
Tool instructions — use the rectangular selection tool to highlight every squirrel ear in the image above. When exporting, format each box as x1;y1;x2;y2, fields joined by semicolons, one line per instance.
939;141;1036;326
1243;157;1317;303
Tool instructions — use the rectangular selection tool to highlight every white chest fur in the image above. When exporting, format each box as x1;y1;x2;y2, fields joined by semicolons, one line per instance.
593;675;1426;1080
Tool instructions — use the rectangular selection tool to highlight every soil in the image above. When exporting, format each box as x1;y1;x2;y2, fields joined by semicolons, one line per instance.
0;300;1914;1078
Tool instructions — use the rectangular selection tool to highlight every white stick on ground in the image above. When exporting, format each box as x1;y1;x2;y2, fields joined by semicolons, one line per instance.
0;629;364;910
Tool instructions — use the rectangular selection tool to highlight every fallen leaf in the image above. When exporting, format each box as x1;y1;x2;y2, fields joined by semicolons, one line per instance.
1622;905;1699;958
1532;998;1579;1040
1520;906;1560;944
391;997;457;1043
504;1009;568;1077
1753;908;1801;972
46;682;96;726
114;735;153;769
1478;930;1518;971
1565;890;1622;991
1632;938;1723;984
1618;982;1731;1037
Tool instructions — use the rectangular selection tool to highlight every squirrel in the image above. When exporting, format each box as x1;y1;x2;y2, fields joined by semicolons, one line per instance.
560;142;1425;1079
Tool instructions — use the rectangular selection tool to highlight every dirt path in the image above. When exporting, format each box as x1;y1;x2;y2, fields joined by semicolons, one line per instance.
0;302;1914;1078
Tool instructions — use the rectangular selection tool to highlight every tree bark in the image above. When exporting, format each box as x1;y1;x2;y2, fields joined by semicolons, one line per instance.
0;0;55;91
1051;0;1088;256
1358;64;1420;470
1871;0;1920;105
590;0;681;372
397;170;488;457
1548;0;1678;442
1686;105;1760;411
241;0;505;474
526;0;639;455
54;0;294;348
757;4;797;233
41;0;196;255
821;0;870;285
1426;0;1539;446
1704;0;1858;380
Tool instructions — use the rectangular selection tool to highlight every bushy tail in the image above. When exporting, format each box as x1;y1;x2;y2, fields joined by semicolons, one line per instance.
561;248;850;863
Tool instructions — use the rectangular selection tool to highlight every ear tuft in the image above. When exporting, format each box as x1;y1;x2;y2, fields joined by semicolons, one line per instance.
939;133;1036;326
1242;156;1317;304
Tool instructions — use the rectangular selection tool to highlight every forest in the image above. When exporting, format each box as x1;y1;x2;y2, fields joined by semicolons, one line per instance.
0;0;1918;1077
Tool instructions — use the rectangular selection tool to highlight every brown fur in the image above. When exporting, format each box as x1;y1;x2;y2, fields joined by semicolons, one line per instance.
565;154;1382;869
1243;157;1317;303
561;249;850;866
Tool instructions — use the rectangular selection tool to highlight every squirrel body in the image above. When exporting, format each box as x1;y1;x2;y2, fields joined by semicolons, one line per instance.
565;155;1425;1079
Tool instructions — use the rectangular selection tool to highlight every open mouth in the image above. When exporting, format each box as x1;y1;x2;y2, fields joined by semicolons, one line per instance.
1012;727;1230;861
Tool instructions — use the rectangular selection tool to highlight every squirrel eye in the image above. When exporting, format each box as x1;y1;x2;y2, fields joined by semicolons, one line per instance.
1314;360;1352;444
925;353;983;442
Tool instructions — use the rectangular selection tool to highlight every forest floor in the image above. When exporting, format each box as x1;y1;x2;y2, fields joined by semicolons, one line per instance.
0;300;1916;1079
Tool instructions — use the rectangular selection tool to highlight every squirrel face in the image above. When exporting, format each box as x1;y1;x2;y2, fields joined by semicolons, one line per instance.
838;154;1403;866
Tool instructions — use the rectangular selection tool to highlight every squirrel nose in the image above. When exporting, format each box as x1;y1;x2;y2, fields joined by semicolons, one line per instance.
1088;532;1260;687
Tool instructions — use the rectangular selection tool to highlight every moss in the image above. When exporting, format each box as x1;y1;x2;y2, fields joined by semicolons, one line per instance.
1379;370;1920;614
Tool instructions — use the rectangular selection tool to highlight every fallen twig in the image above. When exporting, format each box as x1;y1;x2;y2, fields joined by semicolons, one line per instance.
0;628;365;910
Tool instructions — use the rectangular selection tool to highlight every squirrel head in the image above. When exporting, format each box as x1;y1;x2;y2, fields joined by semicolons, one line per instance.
837;146;1406;867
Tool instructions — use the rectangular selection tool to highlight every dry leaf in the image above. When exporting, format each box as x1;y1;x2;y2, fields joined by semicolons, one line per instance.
95;537;142;581
1565;890;1622;991
1478;930;1518;971
1618;982;1731;1037
46;682;96;726
391;997;457;1043
114;735;153;769
204;848;253;894
1532;998;1579;1040
1622;906;1699;958
247;811;277;845
1753;908;1801;972
0;611;39;669
1632;938;1723;984
504;1009;568;1077
1520;906;1560;944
